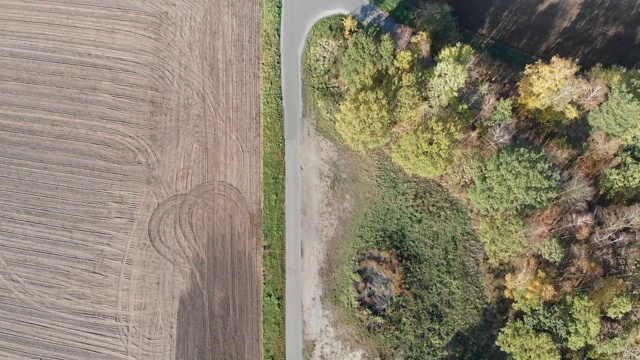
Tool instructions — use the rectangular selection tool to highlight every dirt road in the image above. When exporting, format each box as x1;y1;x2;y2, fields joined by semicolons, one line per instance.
434;0;640;67
0;1;260;359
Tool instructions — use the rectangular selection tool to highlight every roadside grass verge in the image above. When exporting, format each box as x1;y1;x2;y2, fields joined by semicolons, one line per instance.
260;0;285;358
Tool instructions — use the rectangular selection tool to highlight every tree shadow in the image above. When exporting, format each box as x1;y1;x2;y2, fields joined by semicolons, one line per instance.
445;297;510;360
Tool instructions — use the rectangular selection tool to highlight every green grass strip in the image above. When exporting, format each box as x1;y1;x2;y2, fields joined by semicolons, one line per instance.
260;0;286;358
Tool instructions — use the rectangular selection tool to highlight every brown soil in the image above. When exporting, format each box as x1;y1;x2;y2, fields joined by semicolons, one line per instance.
412;0;640;68
300;119;365;359
0;1;260;359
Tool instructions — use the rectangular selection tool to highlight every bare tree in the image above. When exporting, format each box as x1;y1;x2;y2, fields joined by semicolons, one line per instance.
393;25;413;50
556;171;596;211
486;122;515;148
578;78;608;111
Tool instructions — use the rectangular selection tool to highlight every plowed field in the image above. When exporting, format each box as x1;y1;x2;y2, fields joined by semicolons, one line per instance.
0;1;261;359
436;0;640;67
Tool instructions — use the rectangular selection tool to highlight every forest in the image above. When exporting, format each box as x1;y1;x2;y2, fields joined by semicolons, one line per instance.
303;2;640;359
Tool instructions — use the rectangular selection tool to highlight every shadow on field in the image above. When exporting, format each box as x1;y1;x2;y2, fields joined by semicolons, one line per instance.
411;0;640;68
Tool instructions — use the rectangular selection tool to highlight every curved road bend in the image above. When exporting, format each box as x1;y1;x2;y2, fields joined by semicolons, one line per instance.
281;0;398;358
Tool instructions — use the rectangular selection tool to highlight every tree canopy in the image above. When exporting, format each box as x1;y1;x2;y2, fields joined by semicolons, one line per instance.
478;214;527;265
391;110;463;178
340;30;394;90
564;294;601;350
425;43;473;112
305;14;640;360
518;56;587;123
469;147;560;215
599;139;640;202
490;98;514;126
496;319;561;360
588;85;640;140
335;88;393;153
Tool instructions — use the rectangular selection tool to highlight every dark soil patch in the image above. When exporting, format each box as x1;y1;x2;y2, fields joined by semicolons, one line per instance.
410;0;640;68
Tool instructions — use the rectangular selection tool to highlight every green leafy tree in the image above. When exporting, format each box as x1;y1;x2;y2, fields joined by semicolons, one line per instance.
335;89;393;153
425;43;473;112
418;3;460;49
469;147;560;215
606;293;632;319
588;85;640;140
489;98;514;126
518;56;587;123
478;214;527;265
589;64;640;99
389;50;423;123
435;42;474;64
524;305;568;344
588;337;627;359
391;112;463;178
496;319;561;360
377;33;395;71
564;294;601;351
538;237;566;264
599;139;640;201
340;31;394;90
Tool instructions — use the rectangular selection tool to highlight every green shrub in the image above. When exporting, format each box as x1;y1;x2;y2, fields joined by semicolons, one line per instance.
417;3;460;49
606;293;632;319
469;147;560;215
391;112;463;178
588;85;640;140
600;139;640;202
336;89;393;153
496;319;561;360
489;98;514;127
302;16;349;139
340;30;394;90
478;213;528;265
564;294;601;351
538;237;566;264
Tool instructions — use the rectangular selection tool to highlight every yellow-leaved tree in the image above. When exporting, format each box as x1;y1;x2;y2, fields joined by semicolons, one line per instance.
390;50;422;124
518;56;588;124
391;111;463;178
335;88;393;153
343;15;358;41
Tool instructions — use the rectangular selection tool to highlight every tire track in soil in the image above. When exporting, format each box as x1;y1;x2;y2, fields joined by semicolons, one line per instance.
0;0;260;359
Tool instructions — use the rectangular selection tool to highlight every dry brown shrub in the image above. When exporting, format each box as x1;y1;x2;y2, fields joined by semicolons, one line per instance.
578;78;608;111
556;171;596;211
480;92;498;120
556;211;594;238
575;132;622;177
394;25;413;50
526;206;561;244
561;243;605;292
545;138;580;168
